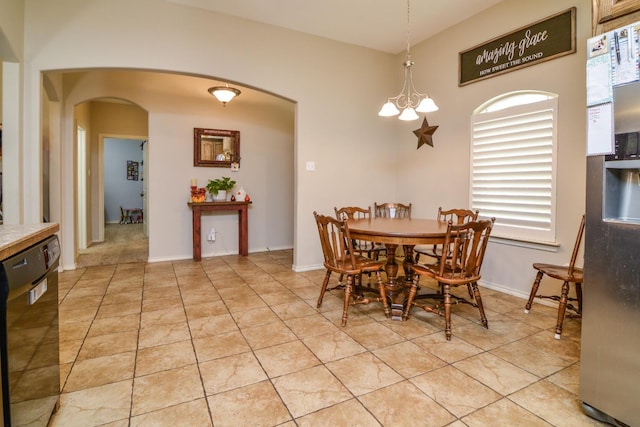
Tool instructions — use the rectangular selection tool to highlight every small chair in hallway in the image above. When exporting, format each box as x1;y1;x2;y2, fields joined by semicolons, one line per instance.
404;218;495;340
373;202;412;219
119;206;128;224
525;214;585;339
120;206;144;224
313;211;390;326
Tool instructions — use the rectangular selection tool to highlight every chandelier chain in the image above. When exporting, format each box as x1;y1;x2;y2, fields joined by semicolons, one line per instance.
406;0;411;56
377;0;438;120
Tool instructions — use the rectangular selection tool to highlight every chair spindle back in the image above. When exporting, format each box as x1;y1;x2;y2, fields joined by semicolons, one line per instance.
314;211;357;271
373;202;412;219
439;218;495;281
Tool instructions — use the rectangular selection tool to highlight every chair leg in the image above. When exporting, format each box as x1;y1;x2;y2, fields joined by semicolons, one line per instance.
443;283;452;341
525;271;543;313
375;270;390;318
472;282;488;329
575;282;583;315
403;274;421;321
317;270;332;308
341;275;354;326
554;281;570;339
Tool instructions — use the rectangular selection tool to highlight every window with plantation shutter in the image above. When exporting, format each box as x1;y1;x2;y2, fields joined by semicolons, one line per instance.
471;92;558;243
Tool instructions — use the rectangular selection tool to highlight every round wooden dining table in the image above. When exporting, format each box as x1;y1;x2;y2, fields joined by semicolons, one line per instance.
347;217;449;320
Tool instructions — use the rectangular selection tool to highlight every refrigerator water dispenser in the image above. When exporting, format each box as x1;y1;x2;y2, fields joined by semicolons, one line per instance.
603;159;640;222
604;131;640;223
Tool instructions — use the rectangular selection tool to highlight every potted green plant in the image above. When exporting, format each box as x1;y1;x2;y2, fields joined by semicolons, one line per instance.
206;177;236;201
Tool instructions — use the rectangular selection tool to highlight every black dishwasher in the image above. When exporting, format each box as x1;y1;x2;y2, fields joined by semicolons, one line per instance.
0;235;60;426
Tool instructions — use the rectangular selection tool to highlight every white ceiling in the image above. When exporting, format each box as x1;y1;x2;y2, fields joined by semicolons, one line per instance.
168;0;504;54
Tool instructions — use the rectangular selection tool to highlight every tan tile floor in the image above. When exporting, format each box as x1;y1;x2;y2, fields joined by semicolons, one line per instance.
52;250;606;426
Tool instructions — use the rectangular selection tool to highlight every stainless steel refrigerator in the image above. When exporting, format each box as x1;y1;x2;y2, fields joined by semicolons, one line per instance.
581;80;640;426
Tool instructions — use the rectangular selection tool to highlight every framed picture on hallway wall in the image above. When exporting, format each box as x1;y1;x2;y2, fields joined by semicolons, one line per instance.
127;160;139;181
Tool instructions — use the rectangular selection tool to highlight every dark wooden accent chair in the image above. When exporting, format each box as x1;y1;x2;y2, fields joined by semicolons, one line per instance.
373;202;412;219
404;218;495;340
525;214;585;339
414;207;479;263
313;212;390;326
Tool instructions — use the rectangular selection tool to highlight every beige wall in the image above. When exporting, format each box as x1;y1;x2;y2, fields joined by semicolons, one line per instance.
20;0;397;269
3;0;591;298
0;0;23;62
89;102;148;137
0;0;24;221
0;0;24;218
401;0;589;297
0;62;3;122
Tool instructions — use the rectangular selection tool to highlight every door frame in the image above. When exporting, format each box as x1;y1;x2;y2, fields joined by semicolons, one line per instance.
97;133;148;242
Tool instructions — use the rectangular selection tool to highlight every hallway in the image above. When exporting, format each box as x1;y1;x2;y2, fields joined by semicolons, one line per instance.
76;223;148;268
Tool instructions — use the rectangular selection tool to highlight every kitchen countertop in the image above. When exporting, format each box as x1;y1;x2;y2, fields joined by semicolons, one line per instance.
0;223;60;260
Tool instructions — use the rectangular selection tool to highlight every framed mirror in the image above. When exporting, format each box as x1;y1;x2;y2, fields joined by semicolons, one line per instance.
193;128;240;167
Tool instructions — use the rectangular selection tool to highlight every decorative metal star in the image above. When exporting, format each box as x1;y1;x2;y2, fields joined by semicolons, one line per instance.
413;117;439;149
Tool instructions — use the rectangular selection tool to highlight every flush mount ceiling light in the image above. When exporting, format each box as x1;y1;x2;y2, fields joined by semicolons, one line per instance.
208;84;241;107
378;0;438;121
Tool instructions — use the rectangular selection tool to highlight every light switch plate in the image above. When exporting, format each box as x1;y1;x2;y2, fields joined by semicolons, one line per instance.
306;161;315;171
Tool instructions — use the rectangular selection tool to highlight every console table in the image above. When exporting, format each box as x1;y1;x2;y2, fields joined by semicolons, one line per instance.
187;201;251;261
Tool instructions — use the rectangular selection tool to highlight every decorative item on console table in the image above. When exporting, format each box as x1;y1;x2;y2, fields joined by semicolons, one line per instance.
190;186;206;203
235;186;246;201
206;177;236;201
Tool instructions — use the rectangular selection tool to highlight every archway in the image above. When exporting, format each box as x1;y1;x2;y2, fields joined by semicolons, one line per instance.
51;69;295;269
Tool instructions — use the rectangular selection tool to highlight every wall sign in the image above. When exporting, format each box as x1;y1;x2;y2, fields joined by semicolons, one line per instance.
459;8;576;86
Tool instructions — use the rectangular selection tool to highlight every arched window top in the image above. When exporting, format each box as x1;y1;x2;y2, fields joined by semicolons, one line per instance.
475;90;557;114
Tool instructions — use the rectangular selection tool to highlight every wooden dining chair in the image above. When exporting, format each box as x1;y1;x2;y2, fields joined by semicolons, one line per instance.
334;206;386;261
373;202;412;219
404;218;495;340
414;207;479;263
313;212;390;326
525;214;585;339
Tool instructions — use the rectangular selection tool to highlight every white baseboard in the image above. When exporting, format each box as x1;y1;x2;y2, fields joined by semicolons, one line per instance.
478;279;559;308
293;263;324;273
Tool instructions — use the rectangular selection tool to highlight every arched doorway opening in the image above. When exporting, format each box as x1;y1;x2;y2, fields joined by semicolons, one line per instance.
73;98;149;267
51;69;295;269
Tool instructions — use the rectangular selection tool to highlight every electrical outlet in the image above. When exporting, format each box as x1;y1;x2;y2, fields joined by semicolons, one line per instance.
208;227;216;242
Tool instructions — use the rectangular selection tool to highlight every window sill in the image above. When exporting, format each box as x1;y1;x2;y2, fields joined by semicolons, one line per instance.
489;235;559;252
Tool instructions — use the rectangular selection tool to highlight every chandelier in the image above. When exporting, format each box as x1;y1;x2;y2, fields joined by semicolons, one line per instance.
208;84;241;107
378;0;438;121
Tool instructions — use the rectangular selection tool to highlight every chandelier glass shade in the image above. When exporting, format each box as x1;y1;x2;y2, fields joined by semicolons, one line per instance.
208;85;241;106
378;0;438;121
